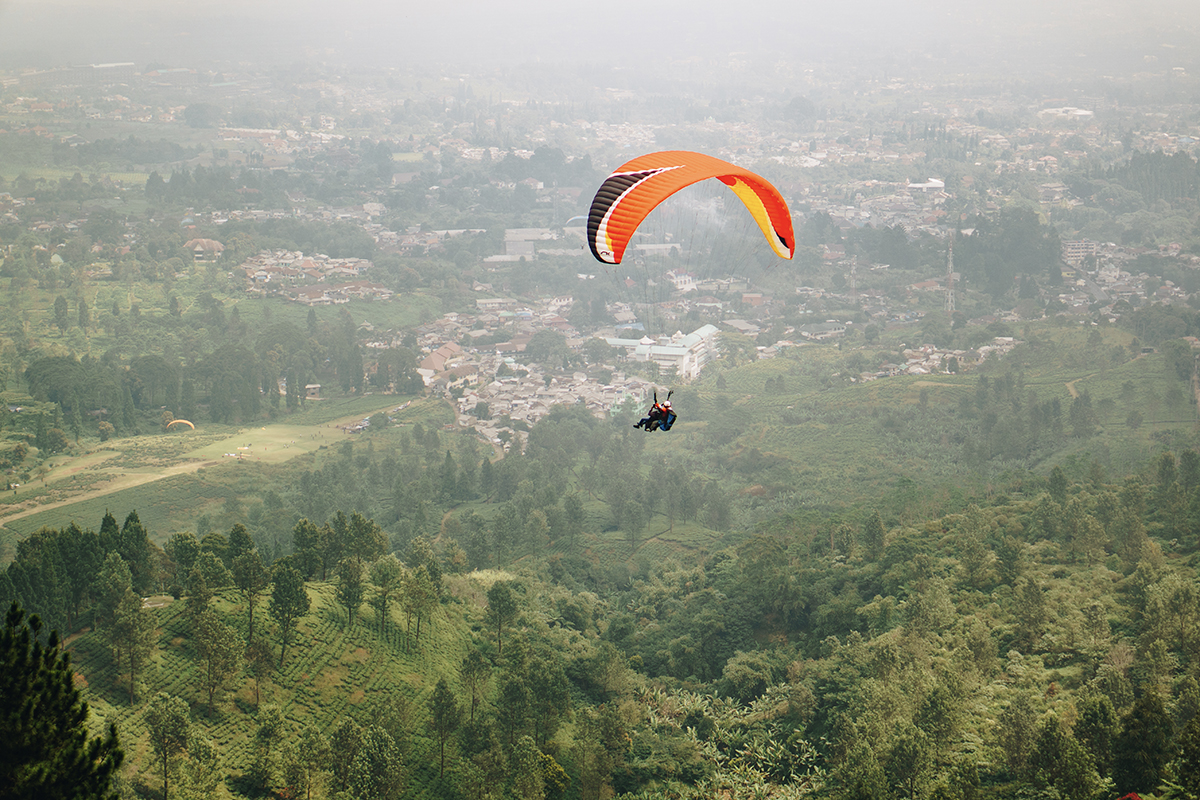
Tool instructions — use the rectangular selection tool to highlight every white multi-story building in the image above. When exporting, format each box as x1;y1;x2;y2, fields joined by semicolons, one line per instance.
605;323;721;379
665;269;697;294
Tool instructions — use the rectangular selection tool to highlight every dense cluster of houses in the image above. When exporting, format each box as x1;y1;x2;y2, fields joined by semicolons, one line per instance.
238;250;392;305
455;360;655;450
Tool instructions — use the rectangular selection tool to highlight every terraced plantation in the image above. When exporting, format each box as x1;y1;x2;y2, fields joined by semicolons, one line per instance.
68;579;478;796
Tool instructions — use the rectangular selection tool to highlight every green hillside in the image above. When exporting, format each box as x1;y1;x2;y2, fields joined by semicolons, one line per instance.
11;449;1200;800
67;579;480;799
635;323;1198;521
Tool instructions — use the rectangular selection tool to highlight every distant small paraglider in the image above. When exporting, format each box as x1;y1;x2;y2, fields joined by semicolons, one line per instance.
166;419;195;430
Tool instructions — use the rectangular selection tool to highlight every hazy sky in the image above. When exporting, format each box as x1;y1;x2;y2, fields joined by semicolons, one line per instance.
1;0;1198;73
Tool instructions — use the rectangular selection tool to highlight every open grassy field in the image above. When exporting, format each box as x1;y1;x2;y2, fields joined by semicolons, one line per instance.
0;395;441;543
0;166;150;184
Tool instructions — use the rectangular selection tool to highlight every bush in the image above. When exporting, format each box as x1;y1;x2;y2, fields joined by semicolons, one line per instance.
43;428;70;453
719;650;778;704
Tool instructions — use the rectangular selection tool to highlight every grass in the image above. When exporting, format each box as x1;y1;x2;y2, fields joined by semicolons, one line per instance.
69;577;481;797
0;395;443;543
0;166;150;184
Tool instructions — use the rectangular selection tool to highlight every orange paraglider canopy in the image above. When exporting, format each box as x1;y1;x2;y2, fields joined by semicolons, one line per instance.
166;419;195;430
587;151;794;265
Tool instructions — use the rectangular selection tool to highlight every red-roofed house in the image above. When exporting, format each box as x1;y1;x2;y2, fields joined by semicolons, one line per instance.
184;238;225;262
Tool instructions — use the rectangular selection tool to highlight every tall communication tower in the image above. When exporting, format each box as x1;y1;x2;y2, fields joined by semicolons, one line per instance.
849;256;858;305
945;237;955;314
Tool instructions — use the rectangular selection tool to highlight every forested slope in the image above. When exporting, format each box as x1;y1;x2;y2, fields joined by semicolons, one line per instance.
6;437;1200;800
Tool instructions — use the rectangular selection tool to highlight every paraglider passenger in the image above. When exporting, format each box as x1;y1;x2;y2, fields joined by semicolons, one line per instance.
634;391;677;432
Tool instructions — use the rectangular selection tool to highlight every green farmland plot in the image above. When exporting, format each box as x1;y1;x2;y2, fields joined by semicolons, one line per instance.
68;579;477;796
0;395;445;544
2;471;235;541
0;166;149;185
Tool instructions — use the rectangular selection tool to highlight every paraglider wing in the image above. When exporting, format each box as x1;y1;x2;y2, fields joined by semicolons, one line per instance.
587;151;794;265
166;419;195;430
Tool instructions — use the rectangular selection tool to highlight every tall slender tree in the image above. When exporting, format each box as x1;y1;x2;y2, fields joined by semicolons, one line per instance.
95;554;131;631
193;609;242;715
485;580;518;657
1113;690;1175;795
335;557;366;627
144;692;190;800
460;649;491;722
369;555;403;637
269;563;310;667
245;638;274;710
429;678;461;778
110;588;155;703
285;724;331;800
232;550;269;644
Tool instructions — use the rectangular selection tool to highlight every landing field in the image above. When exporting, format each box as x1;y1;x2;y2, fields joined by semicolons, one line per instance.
0;395;435;545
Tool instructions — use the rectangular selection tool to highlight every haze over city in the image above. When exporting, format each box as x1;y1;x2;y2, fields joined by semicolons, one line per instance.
3;0;1200;71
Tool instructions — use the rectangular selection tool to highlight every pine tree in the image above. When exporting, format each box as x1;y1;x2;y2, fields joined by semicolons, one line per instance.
429;678;461;777
120;384;137;434
369;554;403;636
53;295;69;331
1174;712;1200;799
143;692;190;800
118;511;153;595
94;552;131;631
68;393;83;442
484;580;518;656
269;563;310;667
110;588;155;703
335;557;365;627
232;550;268;644
1114;690;1175;795
193;609;242;715
460;649;491;722
1;601;123;799
226;524;255;563
862;510;886;556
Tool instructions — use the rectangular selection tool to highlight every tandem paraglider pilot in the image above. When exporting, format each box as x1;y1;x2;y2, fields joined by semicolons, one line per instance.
634;390;677;432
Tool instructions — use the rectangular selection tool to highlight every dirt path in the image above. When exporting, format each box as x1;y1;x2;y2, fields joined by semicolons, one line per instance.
0;460;220;526
1064;374;1097;398
0;401;410;528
